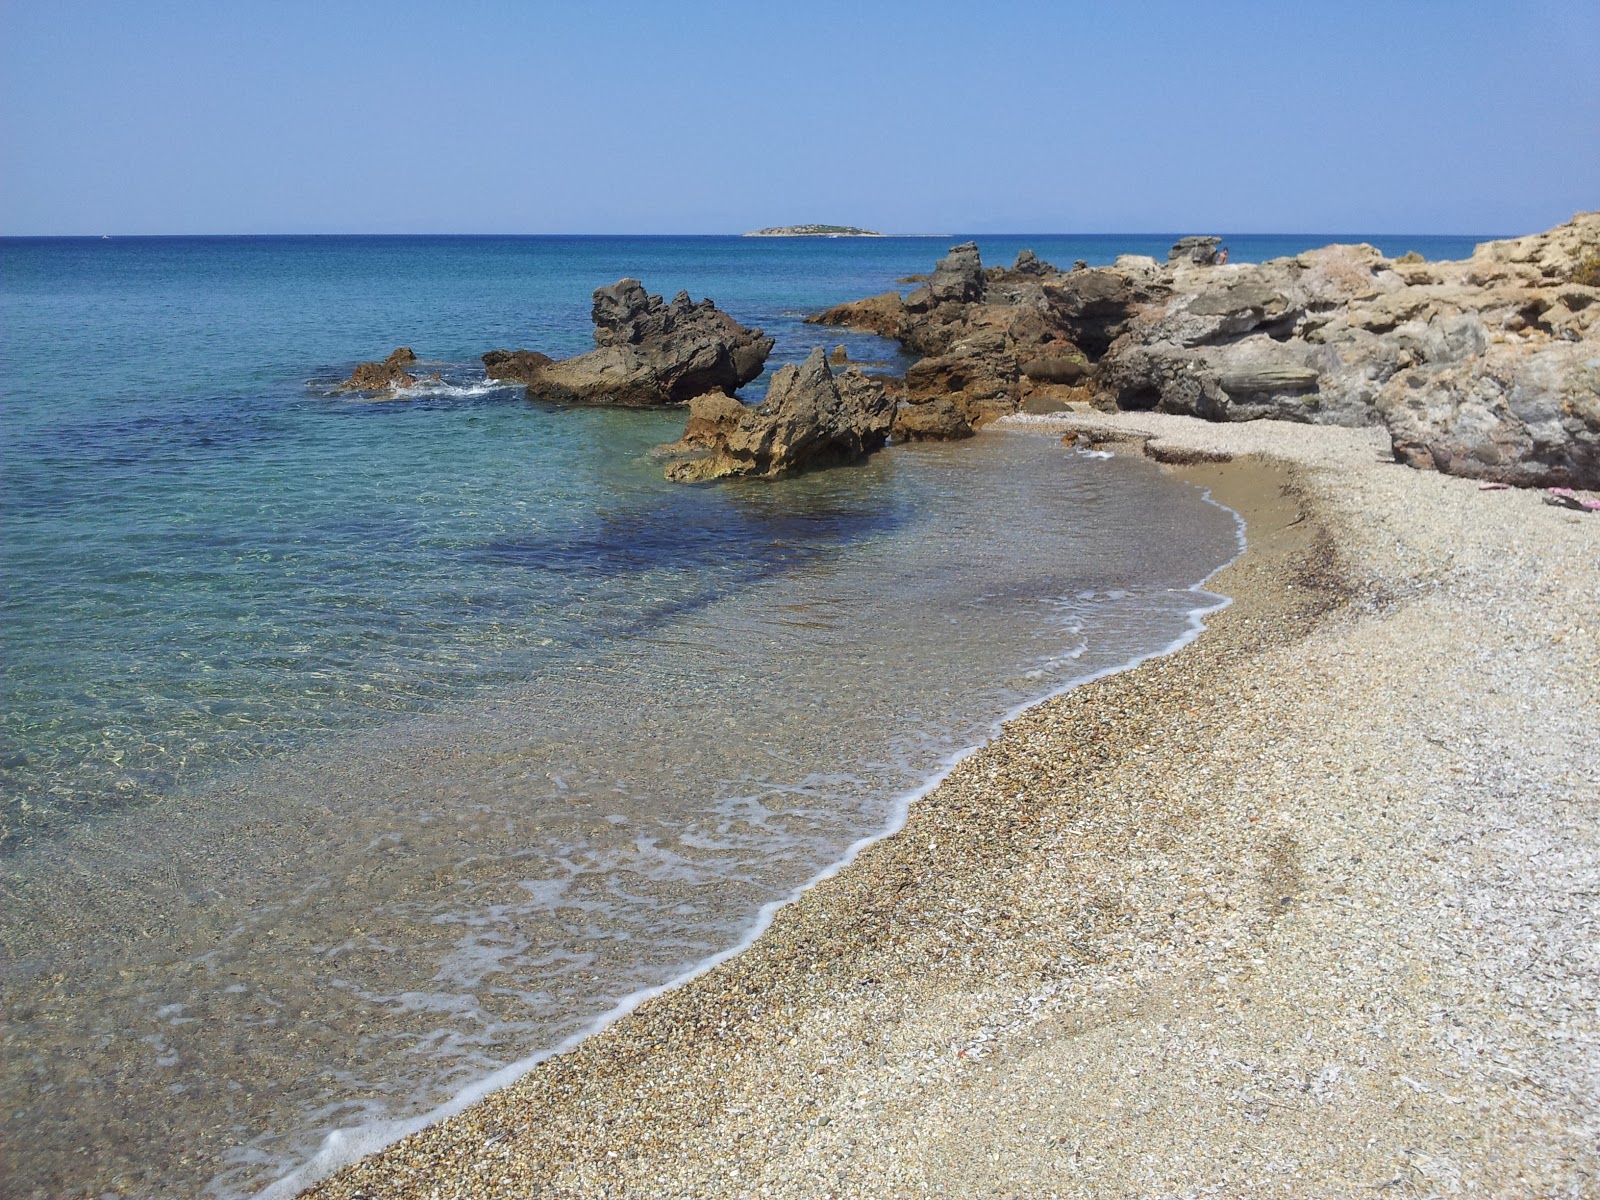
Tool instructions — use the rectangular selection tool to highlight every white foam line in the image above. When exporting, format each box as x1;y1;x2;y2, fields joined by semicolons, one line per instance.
253;473;1248;1200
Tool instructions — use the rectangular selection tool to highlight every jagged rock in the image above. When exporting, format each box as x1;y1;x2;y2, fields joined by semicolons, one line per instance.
524;280;773;407
905;328;1018;422
805;212;1600;484
1009;249;1054;276
924;241;986;307
338;347;417;393
482;349;554;384
810;242;1080;434
659;348;894;482
828;344;851;366
1169;236;1223;265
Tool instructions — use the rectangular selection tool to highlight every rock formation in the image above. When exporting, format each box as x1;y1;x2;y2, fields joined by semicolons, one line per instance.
514;280;773;407
1168;235;1224;265
482;349;553;384
807;216;1600;487
337;347;417;393
659;348;894;482
809;244;1089;440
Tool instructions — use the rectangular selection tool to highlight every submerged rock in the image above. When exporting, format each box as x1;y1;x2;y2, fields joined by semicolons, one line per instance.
482;348;553;384
523;280;773;407
660;348;894;482
806;291;908;342
337;347;417;393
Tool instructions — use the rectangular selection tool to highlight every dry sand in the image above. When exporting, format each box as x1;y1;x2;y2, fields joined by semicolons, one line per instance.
303;412;1599;1199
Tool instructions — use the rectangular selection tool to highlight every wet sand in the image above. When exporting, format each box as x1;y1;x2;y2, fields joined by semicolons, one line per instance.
303;413;1599;1198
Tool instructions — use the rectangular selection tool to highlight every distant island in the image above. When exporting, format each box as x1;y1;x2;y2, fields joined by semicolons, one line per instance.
743;224;883;238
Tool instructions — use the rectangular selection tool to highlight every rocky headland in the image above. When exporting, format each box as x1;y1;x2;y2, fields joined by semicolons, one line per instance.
810;214;1600;487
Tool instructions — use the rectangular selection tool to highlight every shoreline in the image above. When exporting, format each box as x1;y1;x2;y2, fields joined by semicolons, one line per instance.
262;428;1244;1200
302;412;1599;1197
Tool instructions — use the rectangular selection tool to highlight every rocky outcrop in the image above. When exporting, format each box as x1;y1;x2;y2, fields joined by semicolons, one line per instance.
925;241;986;305
806;214;1600;485
522;280;773;407
1168;236;1224;265
1379;339;1599;487
810;242;1085;438
1006;248;1054;277
482;349;553;384
338;347;417;393
1086;213;1600;484
659;348;894;482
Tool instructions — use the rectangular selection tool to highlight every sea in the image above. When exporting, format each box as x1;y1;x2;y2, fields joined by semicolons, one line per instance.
0;231;1485;1199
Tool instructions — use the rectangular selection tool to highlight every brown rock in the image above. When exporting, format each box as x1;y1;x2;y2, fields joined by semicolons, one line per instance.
660;349;895;482
1021;354;1091;384
806;292;907;341
482;349;554;384
893;395;974;442
337;347;418;393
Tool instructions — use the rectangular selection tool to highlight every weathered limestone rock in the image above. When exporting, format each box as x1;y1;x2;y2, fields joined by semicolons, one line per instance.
1379;339;1600;487
337;347;417;393
482;349;554;384
1020;352;1092;384
660;348;894;482
524;280;773;407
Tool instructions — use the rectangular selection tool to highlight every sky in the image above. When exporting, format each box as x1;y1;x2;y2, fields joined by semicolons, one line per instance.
1;0;1596;236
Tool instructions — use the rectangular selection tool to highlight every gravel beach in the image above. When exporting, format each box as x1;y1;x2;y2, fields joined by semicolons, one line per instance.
303;413;1599;1199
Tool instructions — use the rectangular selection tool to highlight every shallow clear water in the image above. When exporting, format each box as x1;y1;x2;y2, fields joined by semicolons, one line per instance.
0;232;1475;1199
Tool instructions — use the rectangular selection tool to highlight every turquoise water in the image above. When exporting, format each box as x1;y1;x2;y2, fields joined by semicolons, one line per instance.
0;233;1482;1199
0;232;1483;847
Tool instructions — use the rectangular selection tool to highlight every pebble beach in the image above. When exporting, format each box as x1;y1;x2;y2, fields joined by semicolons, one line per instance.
300;411;1599;1199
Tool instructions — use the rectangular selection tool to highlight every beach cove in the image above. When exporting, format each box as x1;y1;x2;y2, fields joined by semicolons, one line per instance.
303;413;1599;1198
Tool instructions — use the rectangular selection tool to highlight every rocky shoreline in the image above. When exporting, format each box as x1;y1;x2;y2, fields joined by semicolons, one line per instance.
334;215;1598;492
807;215;1600;488
299;411;1598;1198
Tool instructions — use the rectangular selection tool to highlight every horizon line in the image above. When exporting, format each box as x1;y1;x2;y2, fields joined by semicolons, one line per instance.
0;228;1509;241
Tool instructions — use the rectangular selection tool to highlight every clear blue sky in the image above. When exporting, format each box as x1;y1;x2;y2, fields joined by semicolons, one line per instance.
2;0;1595;235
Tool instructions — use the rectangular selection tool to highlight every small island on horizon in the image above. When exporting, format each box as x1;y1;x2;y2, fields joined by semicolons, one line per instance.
742;223;883;238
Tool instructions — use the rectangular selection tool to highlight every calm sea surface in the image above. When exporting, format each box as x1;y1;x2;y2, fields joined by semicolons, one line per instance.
0;232;1482;1198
